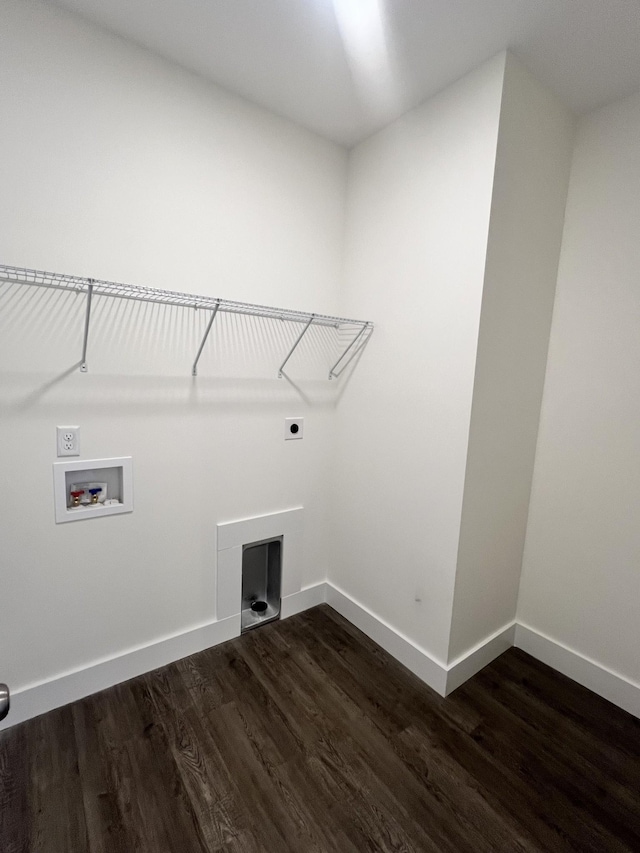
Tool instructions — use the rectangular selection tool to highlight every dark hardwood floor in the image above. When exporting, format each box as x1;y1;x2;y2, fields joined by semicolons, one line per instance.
1;604;639;852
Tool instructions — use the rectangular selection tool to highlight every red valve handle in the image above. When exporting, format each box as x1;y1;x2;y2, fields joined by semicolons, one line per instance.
70;490;84;498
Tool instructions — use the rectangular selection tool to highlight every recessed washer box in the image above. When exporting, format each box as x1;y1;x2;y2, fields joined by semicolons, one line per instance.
53;457;133;523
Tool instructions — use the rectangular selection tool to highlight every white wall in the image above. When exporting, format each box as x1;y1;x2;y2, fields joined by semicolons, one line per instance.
329;55;506;665
448;56;575;661
5;0;636;718
0;0;347;693
518;89;640;685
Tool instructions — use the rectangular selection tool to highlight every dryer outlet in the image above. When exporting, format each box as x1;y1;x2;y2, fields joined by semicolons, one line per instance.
284;418;304;440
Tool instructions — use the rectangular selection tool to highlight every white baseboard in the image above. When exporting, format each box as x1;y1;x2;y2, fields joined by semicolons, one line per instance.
515;623;640;718
324;584;518;699
0;583;328;732
445;621;516;695
322;599;640;717
4;584;637;731
281;582;327;618
325;583;449;695
0;615;241;731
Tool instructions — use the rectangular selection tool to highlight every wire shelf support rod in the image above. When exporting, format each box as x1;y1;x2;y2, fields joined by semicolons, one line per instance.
278;314;315;378
328;323;371;380
192;300;221;376
80;281;94;373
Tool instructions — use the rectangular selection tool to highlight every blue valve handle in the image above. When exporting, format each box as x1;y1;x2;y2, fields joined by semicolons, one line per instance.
88;488;102;496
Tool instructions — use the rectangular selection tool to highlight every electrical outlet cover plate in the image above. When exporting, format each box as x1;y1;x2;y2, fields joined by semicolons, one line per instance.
284;417;304;440
57;426;80;457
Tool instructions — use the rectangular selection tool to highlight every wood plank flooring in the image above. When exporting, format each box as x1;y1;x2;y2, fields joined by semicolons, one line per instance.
1;604;639;852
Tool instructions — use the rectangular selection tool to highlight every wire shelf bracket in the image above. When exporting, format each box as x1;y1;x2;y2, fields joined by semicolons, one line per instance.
278;313;315;378
192;300;221;377
329;322;371;379
79;281;94;373
0;263;373;379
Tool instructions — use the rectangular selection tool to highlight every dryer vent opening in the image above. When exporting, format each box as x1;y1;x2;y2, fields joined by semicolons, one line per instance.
241;536;282;633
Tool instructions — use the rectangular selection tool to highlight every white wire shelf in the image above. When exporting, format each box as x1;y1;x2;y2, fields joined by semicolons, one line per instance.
0;263;373;379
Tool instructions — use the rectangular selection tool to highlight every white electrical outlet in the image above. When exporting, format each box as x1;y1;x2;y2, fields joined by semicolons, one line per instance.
56;426;80;457
284;417;304;440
